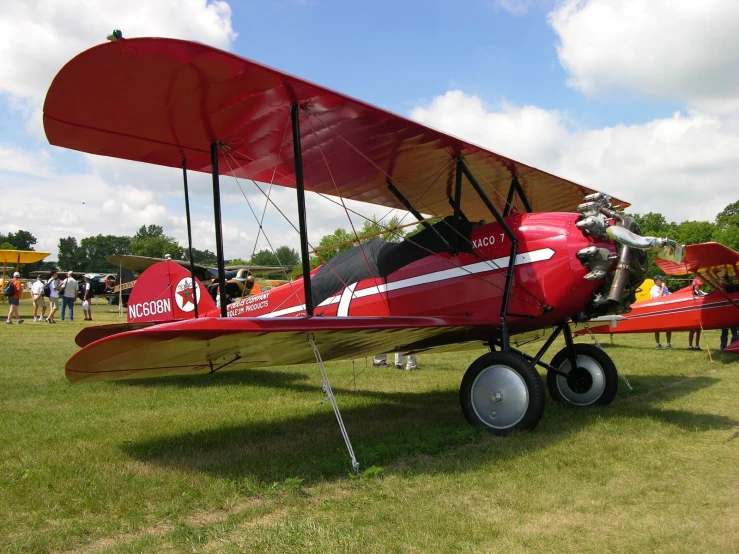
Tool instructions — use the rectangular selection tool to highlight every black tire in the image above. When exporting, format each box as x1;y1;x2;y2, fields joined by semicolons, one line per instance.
547;344;618;407
460;351;545;435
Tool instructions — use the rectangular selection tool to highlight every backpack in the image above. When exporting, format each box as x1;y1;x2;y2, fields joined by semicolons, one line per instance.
4;280;16;297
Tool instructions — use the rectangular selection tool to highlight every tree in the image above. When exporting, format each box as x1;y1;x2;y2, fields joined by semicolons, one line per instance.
190;248;218;265
78;235;132;271
130;225;184;259
630;212;670;236
0;230;37;251
671;221;715;246
251;249;280;267
274;246;300;267
311;228;355;268
58;237;81;270
358;215;406;243
713;200;739;251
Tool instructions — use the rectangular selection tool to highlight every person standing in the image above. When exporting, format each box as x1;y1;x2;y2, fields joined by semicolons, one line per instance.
720;328;739;351
650;275;672;350
688;278;706;350
31;275;47;322
395;353;418;371
80;275;93;321
46;270;59;324
59;271;78;321
5;271;24;324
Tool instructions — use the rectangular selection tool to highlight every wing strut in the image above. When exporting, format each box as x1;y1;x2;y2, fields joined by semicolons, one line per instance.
182;158;198;319
456;158;519;351
503;177;534;216
211;142;228;318
308;334;360;474
386;181;455;255
292;105;314;317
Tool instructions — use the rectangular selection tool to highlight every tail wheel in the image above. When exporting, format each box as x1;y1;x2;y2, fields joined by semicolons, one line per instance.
547;344;618;407
460;352;545;435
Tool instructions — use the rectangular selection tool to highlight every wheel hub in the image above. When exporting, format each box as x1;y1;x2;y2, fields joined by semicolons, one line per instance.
566;367;593;394
470;365;528;429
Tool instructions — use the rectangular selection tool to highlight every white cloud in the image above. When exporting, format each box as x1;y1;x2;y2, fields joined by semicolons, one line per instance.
550;0;739;111
410;91;739;223
0;0;236;136
492;0;551;16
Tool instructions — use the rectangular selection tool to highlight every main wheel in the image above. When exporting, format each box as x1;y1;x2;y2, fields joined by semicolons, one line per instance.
547;344;618;407
460;351;545;435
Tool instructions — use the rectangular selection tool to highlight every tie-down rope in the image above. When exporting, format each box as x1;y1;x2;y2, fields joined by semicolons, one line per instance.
308;334;360;474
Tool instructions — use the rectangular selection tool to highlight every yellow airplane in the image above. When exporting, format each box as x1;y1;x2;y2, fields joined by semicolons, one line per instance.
634;278;655;302
0;250;51;301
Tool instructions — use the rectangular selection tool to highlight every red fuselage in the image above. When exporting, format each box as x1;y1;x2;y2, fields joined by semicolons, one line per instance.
207;213;620;337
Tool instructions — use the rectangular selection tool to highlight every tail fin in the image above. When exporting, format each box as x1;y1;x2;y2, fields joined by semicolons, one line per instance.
126;260;216;323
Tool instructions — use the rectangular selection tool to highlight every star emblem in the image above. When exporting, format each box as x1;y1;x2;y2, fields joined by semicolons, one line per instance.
178;286;194;307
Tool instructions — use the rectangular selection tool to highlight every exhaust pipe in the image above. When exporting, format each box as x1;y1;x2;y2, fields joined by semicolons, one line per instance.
605;226;683;302
605;225;681;255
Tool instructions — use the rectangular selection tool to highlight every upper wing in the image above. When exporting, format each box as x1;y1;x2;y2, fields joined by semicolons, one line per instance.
656;242;739;275
0;250;50;264
65;316;492;383
44;38;628;222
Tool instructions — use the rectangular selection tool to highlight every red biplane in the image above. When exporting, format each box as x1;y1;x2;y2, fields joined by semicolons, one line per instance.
583;242;739;352
44;35;680;469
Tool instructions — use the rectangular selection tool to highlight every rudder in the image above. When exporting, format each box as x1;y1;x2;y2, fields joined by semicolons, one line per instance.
126;260;216;323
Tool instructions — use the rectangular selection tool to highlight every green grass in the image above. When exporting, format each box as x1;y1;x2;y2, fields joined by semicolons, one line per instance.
1;301;738;553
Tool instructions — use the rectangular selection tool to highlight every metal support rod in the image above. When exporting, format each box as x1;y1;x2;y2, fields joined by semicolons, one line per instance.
457;159;519;351
210;141;228;318
513;177;533;213
503;176;533;215
511;348;568;377
562;322;579;372
453;162;464;251
182;158;198;319
387;181;455;254
532;323;565;365
291;104;314;317
503;180;516;217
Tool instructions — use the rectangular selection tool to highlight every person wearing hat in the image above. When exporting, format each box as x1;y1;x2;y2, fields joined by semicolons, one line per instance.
650;275;672;349
5;271;24;324
30;274;47;322
59;271;79;321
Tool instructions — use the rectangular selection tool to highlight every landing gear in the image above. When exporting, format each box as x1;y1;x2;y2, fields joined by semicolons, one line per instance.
547;344;618;407
460;352;545;434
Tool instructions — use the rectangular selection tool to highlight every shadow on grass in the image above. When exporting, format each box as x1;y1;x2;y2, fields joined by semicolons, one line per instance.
114;367;315;389
122;371;735;484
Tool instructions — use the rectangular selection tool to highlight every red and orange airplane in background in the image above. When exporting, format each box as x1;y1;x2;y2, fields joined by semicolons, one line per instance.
584;242;739;353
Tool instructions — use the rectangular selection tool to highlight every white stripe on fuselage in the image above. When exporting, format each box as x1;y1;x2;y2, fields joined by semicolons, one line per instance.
257;247;555;318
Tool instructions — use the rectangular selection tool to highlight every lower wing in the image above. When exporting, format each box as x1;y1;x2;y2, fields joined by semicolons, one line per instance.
66;316;493;383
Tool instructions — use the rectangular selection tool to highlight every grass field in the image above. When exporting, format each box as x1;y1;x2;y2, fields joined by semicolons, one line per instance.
1;301;738;553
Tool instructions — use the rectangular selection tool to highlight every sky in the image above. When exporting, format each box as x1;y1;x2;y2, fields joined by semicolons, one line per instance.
1;0;738;261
